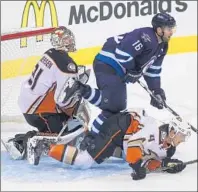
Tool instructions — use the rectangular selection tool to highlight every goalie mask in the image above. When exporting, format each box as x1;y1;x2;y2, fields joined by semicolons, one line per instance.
51;26;76;52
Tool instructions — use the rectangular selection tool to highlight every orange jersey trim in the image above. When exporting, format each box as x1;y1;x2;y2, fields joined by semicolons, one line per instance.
34;83;57;113
26;83;57;114
126;147;142;164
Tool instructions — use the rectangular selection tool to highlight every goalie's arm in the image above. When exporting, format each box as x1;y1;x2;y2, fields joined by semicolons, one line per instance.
54;65;79;115
53;67;91;125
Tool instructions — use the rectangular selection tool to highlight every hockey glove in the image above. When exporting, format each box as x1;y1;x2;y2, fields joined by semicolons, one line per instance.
79;132;95;151
129;159;147;180
150;88;166;109
123;69;142;84
161;158;186;173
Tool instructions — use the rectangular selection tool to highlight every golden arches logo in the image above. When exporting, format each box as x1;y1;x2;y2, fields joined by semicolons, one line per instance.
21;0;58;47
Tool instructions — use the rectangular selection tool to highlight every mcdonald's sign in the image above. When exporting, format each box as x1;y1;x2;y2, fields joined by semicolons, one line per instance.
21;0;58;47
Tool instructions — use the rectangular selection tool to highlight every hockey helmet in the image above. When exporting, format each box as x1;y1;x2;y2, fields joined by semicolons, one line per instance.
51;26;76;52
152;12;176;31
168;117;191;141
159;117;191;146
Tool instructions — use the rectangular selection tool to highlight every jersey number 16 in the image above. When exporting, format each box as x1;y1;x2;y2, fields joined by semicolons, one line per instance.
132;40;143;51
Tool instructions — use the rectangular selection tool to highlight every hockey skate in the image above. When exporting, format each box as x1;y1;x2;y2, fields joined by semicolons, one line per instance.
1;131;37;160
1;137;26;160
26;135;51;165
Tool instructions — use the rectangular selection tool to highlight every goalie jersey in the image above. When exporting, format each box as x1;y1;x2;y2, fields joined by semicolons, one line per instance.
18;48;78;114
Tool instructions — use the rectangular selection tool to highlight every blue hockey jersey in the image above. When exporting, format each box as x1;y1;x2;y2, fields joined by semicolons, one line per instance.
95;27;168;90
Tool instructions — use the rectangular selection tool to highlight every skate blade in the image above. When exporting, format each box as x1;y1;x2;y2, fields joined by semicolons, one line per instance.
1;139;23;160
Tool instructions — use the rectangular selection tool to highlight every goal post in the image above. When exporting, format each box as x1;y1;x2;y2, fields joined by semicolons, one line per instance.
1;27;56;41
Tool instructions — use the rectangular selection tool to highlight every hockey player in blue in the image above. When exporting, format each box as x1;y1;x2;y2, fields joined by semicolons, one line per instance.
63;12;176;145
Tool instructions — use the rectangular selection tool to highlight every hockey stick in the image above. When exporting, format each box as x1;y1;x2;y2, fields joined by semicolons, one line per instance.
137;80;198;134
55;126;85;145
32;125;85;146
147;159;198;174
56;123;68;143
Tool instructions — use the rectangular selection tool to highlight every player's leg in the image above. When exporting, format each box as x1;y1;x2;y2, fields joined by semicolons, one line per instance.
23;113;70;133
62;60;126;122
26;126;87;165
27;112;130;167
25;105;89;165
3;112;69;160
47;113;126;168
89;60;127;134
86;113;129;164
3;113;81;161
84;112;130;163
79;60;127;152
47;144;95;169
75;60;127;153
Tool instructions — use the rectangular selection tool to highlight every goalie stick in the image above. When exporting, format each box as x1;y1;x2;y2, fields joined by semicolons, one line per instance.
137;80;198;134
147;159;198;174
55;125;86;145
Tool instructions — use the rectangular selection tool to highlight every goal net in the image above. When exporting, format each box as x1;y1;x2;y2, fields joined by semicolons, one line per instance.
1;27;58;123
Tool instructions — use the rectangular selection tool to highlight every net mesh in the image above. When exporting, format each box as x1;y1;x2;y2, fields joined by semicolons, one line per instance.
1;27;56;123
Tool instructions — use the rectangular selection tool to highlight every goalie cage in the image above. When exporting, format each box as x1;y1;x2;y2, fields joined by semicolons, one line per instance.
1;26;60;123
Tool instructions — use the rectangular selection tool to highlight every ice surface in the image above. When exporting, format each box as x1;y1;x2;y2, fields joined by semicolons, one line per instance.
1;53;197;191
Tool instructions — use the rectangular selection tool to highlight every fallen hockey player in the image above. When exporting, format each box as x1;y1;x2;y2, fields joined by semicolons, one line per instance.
17;108;193;180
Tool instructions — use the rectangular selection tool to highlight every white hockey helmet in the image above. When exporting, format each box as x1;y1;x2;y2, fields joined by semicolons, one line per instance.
159;117;192;147
168;117;192;142
50;26;76;52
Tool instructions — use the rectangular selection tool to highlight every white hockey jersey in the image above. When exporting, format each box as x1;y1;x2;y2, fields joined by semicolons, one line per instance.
18;48;78;114
122;109;168;170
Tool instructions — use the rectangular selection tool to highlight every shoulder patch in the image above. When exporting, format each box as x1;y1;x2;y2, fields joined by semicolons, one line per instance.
67;62;77;73
141;33;151;43
46;48;78;74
